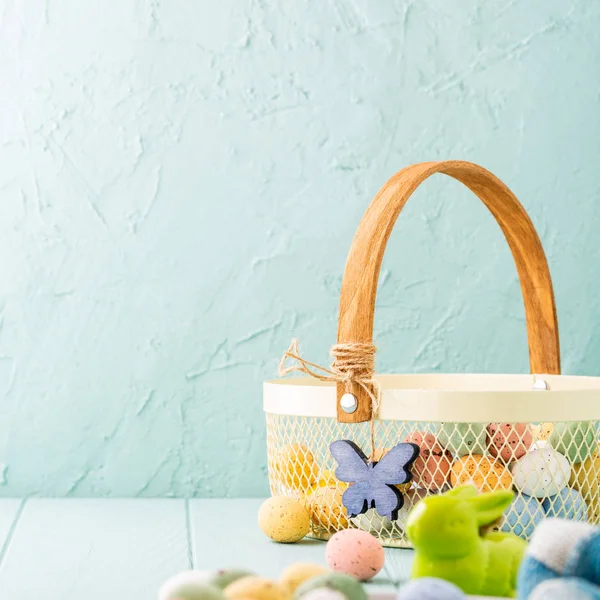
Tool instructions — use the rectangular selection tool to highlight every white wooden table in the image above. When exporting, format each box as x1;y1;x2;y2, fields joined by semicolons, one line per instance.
0;498;414;599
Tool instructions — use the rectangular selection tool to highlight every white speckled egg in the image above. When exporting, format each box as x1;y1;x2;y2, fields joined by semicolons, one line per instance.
350;508;393;535
530;440;550;451
159;571;226;600
511;448;571;498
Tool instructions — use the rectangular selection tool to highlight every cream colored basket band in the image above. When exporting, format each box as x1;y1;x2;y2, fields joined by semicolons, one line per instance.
263;374;600;423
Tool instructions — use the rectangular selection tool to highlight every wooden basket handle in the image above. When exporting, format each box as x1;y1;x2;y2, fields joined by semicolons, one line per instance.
337;160;560;423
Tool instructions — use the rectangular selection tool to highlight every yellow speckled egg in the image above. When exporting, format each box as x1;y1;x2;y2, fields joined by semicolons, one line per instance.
307;486;348;532
531;422;554;441
575;447;600;525
306;470;350;496
225;576;288;600
279;563;329;595
450;454;513;493
570;450;600;504
258;496;310;543
273;444;319;493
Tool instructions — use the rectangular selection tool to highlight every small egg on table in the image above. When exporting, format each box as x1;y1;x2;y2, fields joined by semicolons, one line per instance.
159;571;226;600
511;448;570;498
325;529;384;581
258;496;310;543
280;563;329;596
294;573;367;600
500;493;544;539
542;487;588;520
486;423;532;463
549;422;598;463
397;577;466;600
404;431;452;491
225;576;288;600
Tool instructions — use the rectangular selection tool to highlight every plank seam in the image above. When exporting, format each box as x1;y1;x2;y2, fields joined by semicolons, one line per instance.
185;499;194;569
0;499;26;569
383;552;400;589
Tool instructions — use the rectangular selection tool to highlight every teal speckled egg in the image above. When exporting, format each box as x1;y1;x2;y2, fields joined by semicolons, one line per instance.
436;423;486;457
542;487;588;520
294;573;367;600
500;493;544;539
548;422;598;463
159;571;226;600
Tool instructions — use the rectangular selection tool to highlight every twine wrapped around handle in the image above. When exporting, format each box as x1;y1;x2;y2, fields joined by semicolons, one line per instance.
279;339;381;457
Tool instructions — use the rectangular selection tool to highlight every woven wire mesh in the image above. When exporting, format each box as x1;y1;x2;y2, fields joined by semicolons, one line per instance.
265;414;600;548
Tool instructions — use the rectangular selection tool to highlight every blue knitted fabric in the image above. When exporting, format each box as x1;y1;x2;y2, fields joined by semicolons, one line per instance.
518;518;600;599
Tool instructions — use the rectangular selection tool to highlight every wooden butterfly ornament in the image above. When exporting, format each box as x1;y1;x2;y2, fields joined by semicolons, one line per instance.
330;440;420;521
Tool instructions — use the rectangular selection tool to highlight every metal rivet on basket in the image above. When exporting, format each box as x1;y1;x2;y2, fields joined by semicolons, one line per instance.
340;393;358;413
533;379;549;391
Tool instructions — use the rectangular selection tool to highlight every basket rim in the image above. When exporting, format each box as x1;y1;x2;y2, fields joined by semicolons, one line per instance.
264;373;600;422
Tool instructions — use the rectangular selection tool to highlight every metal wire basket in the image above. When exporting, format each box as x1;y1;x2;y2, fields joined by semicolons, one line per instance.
264;161;600;548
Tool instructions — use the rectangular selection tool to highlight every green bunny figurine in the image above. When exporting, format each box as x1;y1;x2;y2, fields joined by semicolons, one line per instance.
406;485;527;598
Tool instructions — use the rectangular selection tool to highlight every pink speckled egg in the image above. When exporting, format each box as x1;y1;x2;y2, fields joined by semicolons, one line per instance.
325;529;384;581
487;423;533;463
404;431;452;491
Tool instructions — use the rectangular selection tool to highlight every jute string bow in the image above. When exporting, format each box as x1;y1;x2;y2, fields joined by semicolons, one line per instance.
279;339;381;458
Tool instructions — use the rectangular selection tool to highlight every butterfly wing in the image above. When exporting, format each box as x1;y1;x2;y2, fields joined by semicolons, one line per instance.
341;481;371;518
373;442;419;485
371;483;404;521
330;440;369;483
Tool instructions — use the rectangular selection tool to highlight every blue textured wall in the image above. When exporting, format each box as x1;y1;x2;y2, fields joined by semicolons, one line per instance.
0;1;599;497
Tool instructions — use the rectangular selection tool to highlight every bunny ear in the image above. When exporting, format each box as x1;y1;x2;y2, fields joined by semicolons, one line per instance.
444;485;478;500
469;490;514;527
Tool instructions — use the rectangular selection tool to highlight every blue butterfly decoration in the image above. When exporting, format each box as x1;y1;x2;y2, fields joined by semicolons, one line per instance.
330;440;420;521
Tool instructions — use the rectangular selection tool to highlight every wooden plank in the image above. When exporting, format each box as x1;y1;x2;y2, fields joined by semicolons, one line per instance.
383;547;413;585
0;499;188;600
0;499;24;563
190;498;397;595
